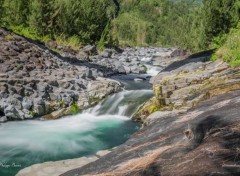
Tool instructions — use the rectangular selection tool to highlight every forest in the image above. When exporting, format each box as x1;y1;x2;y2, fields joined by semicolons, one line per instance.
0;0;239;64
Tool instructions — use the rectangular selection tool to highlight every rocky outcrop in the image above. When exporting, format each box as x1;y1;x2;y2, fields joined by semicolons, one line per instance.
0;28;123;122
134;52;240;122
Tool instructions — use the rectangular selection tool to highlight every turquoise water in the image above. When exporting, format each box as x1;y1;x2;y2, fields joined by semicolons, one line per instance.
0;114;139;176
0;75;153;176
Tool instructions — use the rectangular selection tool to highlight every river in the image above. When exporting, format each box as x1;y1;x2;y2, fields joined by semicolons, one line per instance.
0;70;156;176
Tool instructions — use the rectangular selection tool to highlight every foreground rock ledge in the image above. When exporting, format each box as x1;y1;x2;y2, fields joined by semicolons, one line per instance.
60;90;240;176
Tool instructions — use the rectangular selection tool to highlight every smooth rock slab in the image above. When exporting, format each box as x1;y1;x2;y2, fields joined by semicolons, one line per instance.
16;156;98;176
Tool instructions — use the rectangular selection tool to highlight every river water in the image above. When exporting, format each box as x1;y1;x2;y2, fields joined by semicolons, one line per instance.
0;72;155;176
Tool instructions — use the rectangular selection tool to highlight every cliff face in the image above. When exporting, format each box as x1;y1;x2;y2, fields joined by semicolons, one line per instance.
61;53;240;176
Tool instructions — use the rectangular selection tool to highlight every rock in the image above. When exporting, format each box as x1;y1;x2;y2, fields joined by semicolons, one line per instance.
34;105;45;116
82;45;97;55
170;48;187;57
0;116;7;122
49;93;61;101
114;61;126;74
123;66;131;74
100;49;112;58
43;109;66;119
35;98;45;105
96;150;111;157
22;98;33;110
17;156;98;176
7;97;22;109
4;105;19;119
48;80;59;87
76;51;89;60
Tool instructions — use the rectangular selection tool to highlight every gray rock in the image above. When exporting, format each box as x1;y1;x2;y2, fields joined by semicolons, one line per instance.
48;80;59;87
34;105;45;116
4;105;19;119
77;51;89;60
35;98;45;105
83;45;97;55
114;61;126;74
100;49;112;58
0;116;7;122
7;97;22;109
22;98;33;110
49;93;61;101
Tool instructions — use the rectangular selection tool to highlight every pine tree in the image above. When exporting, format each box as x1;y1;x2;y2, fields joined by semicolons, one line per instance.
29;0;55;36
16;0;30;26
0;0;4;22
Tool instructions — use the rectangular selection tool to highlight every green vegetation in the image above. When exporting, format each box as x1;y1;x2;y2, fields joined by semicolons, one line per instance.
71;103;79;114
0;0;116;48
29;110;37;117
212;23;240;67
0;0;239;64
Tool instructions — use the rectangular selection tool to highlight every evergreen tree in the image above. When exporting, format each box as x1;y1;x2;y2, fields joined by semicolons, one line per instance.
203;0;240;45
0;0;4;22
15;0;30;26
29;0;55;36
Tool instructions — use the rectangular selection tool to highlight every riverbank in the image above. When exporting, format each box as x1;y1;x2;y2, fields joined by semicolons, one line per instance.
0;27;185;123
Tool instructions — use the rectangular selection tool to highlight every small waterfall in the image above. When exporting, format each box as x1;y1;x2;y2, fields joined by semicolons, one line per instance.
140;57;163;76
85;90;153;117
145;64;163;76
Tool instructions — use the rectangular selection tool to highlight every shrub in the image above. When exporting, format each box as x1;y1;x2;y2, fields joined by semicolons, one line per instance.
71;103;79;114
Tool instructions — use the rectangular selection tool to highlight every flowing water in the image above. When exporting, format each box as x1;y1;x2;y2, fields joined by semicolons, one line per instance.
0;74;153;176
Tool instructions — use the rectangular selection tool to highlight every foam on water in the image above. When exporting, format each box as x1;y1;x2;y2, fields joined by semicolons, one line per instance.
145;64;163;76
85;90;153;117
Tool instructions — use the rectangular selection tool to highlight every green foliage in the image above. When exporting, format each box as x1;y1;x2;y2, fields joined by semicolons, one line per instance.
0;0;239;53
113;0;206;51
212;23;240;66
0;0;4;21
29;110;37;117
71;103;79;114
97;21;119;50
203;0;240;46
0;0;115;46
